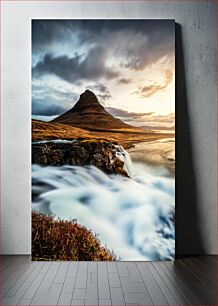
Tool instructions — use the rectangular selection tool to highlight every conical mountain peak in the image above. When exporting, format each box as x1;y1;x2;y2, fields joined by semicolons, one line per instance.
70;89;105;113
80;89;98;102
82;89;96;97
52;90;132;130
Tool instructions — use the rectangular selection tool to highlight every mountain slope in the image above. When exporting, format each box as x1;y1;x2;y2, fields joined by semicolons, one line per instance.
52;90;139;131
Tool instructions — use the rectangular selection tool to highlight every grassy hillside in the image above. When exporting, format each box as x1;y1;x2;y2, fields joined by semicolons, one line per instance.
32;119;174;149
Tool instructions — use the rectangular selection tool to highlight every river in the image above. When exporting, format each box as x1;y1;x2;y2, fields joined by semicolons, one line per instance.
32;141;175;261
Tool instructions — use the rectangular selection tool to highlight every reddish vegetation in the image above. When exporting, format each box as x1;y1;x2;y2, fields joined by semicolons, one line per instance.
32;211;116;261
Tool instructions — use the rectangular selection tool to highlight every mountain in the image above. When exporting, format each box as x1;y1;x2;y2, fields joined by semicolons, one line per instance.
52;90;138;131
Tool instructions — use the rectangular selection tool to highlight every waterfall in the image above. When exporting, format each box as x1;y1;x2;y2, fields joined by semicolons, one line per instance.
114;145;134;177
32;159;175;261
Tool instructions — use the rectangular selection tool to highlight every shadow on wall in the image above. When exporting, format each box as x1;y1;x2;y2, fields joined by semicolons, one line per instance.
175;24;205;257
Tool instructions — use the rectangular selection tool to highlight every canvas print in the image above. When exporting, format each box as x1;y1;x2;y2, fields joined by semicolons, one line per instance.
32;20;175;261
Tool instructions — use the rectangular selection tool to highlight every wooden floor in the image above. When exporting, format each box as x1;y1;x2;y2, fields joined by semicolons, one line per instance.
0;256;217;305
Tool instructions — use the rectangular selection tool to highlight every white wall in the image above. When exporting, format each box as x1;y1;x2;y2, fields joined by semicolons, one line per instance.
1;1;217;255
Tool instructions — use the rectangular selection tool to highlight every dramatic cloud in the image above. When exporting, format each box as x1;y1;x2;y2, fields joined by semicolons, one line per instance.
106;106;174;128
32;20;73;51
33;47;119;83
150;112;175;123
106;107;153;119
32;84;78;102
32;84;78;116
32;20;174;72
32;99;67;116
86;84;112;102
118;78;132;84
138;112;175;127
32;20;175;123
133;69;173;98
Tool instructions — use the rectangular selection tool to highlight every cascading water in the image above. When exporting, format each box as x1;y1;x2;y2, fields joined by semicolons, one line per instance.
114;145;134;177
32;142;175;261
32;139;77;145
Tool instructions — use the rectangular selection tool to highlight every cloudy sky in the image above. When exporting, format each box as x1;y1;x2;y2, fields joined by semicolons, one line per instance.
32;20;175;128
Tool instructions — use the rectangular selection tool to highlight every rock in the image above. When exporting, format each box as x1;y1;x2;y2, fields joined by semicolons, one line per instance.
32;140;129;177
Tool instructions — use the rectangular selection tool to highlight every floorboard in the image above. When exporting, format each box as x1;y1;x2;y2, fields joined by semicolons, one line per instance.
0;255;217;305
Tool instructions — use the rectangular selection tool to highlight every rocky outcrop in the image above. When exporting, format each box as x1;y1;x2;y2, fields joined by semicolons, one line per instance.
32;140;128;177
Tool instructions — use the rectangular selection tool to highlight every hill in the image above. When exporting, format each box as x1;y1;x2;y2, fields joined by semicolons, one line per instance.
52;90;144;132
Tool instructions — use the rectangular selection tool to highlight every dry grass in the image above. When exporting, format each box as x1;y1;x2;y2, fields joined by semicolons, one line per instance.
32;119;174;149
32;211;116;261
32;119;98;141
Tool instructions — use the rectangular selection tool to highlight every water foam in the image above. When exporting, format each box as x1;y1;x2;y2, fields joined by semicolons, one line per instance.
32;149;175;261
32;139;77;145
